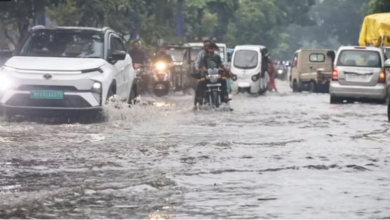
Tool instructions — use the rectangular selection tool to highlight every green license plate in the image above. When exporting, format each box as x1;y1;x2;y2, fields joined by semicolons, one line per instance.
30;90;64;99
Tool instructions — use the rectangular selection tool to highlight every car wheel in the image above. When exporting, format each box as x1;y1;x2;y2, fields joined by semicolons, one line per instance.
309;81;317;93
128;85;138;105
330;96;342;104
388;102;390;122
292;80;300;93
105;85;116;104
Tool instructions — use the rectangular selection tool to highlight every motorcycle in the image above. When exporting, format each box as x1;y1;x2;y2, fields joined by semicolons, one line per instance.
199;68;226;108
152;61;172;97
133;63;150;95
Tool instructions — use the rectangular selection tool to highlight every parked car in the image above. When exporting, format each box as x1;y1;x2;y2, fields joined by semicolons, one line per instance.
290;49;335;93
330;46;388;104
0;25;137;119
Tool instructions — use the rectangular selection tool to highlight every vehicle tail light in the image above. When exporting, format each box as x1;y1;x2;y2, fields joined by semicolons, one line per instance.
332;68;338;81
378;69;386;83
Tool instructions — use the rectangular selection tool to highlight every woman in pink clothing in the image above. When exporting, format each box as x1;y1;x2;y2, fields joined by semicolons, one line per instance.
267;58;277;92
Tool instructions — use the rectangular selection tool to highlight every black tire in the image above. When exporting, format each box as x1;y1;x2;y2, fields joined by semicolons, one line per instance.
388;102;390;122
292;80;300;93
211;91;220;108
128;85;137;105
106;85;115;104
330;96;342;104
309;81;317;93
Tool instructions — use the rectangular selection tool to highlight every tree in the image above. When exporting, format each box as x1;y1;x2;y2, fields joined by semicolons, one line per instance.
0;0;61;45
366;0;390;14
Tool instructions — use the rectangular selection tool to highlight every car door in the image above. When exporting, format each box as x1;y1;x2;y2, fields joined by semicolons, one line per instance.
112;37;133;99
108;34;128;99
290;52;299;87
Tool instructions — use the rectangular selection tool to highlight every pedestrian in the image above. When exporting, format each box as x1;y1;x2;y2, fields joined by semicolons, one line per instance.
268;58;277;92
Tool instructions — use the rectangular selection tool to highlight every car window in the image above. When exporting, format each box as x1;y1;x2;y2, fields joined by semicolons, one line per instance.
18;30;103;58
233;50;258;69
293;53;298;67
190;47;202;62
166;48;186;62
309;53;325;62
110;36;126;53
386;49;390;60
337;50;381;68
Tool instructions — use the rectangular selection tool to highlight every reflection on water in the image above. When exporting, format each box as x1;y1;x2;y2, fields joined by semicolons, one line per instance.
153;102;175;107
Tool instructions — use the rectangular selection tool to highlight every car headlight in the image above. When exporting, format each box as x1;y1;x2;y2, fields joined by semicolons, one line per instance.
251;74;259;82
156;62;166;71
0;75;13;91
91;82;102;93
231;74;237;81
278;70;283;74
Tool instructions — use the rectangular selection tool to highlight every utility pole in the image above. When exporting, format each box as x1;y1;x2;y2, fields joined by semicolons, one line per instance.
176;0;183;37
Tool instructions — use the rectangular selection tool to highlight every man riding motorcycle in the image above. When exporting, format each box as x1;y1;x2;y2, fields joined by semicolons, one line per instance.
194;43;229;108
128;40;149;64
129;40;150;93
194;40;231;105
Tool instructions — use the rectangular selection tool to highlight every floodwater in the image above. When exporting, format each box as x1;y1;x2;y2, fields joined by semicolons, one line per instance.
0;80;389;219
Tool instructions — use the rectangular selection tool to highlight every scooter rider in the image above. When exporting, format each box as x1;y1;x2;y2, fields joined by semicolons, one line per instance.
152;44;173;64
195;43;229;107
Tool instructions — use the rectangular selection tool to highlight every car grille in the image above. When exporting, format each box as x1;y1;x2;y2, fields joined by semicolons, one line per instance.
5;94;91;108
17;85;79;91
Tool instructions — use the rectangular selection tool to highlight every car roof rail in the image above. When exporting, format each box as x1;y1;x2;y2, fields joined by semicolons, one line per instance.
31;25;46;30
102;27;114;32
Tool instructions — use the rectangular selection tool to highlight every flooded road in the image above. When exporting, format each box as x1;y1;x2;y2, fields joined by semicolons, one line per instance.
0;80;389;219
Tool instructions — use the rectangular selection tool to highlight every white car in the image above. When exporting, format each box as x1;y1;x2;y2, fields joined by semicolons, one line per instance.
0;26;137;118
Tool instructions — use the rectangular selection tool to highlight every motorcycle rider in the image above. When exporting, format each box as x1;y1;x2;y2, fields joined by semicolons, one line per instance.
194;43;229;108
128;40;149;64
129;40;150;93
152;44;173;63
194;39;231;104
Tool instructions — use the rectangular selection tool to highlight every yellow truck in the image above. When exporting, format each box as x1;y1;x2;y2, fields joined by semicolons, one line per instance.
359;13;390;58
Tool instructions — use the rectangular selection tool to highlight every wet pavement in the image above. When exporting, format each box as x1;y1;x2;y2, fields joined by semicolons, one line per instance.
0;80;389;219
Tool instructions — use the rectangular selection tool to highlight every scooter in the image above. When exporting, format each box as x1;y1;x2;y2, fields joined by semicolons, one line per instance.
152;61;171;97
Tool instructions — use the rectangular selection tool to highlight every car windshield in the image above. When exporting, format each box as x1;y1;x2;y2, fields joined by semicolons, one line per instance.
166;48;186;62
233;50;258;69
337;50;381;68
190;47;202;62
18;30;104;58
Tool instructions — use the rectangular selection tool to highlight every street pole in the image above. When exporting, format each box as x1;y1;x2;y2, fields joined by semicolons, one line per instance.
176;0;183;37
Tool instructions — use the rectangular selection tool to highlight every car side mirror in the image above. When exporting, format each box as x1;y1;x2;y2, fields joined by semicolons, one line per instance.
109;50;126;63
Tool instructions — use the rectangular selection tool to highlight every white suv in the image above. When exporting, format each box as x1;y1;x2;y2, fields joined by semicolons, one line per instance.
0;26;137;118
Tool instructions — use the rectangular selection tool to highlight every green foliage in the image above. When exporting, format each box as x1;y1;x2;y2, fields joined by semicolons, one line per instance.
366;0;390;14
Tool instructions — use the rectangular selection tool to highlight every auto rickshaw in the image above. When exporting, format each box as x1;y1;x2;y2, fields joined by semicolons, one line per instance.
165;44;193;91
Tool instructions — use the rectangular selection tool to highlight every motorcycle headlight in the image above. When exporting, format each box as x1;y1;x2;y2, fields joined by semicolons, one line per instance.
155;62;166;71
278;70;283;74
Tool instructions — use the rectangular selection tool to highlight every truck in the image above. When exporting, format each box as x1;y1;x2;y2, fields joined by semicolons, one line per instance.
358;13;390;58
